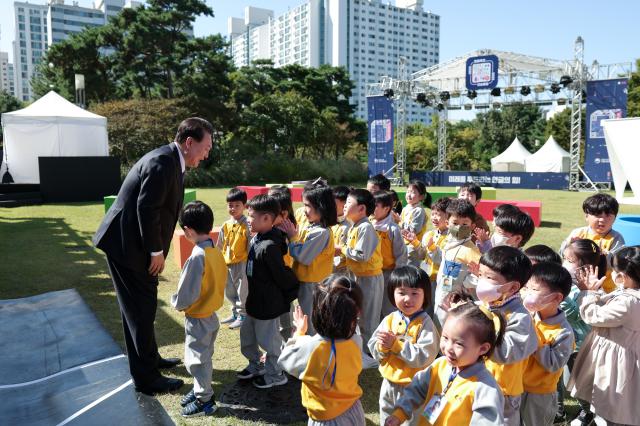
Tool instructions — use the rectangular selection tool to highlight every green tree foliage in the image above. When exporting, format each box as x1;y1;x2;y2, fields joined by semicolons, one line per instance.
0;91;23;145
628;58;640;118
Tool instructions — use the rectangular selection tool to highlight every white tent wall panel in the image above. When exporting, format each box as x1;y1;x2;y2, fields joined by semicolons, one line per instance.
603;118;640;205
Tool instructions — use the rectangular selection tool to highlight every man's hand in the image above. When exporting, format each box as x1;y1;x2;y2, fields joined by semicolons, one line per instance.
148;253;165;276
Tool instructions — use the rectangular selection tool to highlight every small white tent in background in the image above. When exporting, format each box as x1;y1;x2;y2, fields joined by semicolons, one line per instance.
525;135;570;173
0;91;109;184
490;136;532;172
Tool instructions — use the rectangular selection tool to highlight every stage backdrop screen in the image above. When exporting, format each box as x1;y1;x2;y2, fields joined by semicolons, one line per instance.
367;96;394;178
584;78;628;183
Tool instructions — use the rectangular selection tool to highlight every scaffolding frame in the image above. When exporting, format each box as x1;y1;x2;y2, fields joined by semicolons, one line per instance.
366;37;633;191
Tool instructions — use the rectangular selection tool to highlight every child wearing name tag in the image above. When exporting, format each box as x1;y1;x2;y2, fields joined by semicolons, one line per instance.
385;301;505;426
279;275;366;426
368;266;439;425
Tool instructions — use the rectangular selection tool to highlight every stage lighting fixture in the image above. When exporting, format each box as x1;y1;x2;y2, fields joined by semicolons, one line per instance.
520;86;531;96
557;98;567;105
467;90;477;99
550;83;561;94
450;91;461;98
384;88;394;98
439;91;450;101
437;103;445;111
464;104;473;110
491;87;501;97
534;84;545;94
416;93;426;103
504;87;515;95
559;75;573;87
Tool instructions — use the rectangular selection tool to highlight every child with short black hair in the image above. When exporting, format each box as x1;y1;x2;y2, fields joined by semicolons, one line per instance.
238;195;299;389
432;199;481;328
458;182;490;240
520;262;574;426
373;191;409;317
400;180;432;266
367;173;391;193
385;301;506;426
280;186;337;335
524;244;562;265
568;246;640;426
332;185;351;273
369;266;439;425
490;210;535;249
172;201;228;417
476;246;537;426
279;275;366;425
217;187;250;330
560;193;625;293
340;188;383;362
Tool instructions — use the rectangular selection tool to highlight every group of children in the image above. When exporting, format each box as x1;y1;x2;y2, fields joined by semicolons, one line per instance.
168;176;640;426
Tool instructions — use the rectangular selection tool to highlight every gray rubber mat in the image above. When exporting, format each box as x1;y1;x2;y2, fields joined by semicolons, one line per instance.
0;289;173;425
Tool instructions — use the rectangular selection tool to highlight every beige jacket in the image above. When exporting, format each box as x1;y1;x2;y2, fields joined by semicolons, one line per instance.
568;288;640;425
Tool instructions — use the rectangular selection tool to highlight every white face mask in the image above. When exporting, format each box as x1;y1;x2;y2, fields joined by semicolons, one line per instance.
490;233;511;247
476;279;507;304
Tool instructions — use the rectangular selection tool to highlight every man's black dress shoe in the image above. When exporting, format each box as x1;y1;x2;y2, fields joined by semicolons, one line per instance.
135;376;184;395
158;357;181;369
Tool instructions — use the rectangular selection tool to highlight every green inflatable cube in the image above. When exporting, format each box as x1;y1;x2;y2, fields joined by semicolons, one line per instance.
104;195;117;213
104;189;197;214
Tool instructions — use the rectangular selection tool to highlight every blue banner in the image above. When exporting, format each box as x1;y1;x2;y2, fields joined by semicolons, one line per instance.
466;55;499;90
367;96;394;178
411;171;569;190
584;79;628;183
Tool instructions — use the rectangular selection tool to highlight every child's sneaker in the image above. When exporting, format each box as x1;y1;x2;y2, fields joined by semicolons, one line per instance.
237;363;266;379
221;314;236;324
181;397;217;417
228;315;245;330
253;373;288;389
180;388;196;407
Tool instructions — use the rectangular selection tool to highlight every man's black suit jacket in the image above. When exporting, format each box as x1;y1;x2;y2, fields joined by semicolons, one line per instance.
93;143;184;272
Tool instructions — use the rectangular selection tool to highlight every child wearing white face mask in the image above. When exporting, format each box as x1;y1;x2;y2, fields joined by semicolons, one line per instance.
520;263;575;426
477;206;535;254
475;246;537;426
568;246;640;426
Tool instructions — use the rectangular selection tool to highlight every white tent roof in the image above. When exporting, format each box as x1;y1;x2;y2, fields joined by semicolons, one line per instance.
2;91;106;125
1;91;108;183
525;135;570;172
491;137;532;166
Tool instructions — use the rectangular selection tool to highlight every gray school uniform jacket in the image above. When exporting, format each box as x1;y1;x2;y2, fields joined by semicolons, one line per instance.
373;214;408;270
392;357;504;425
485;296;538;397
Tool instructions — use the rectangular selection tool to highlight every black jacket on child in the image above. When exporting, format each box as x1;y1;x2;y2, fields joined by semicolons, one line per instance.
245;228;299;320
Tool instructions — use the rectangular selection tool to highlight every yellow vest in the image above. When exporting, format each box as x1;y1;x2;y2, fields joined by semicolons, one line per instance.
300;337;363;421
574;228;619;293
332;222;348;270
421;229;448;281
377;229;396;270
220;219;249;264
485;310;528;397
293;227;335;283
523;319;575;394
378;312;436;384
345;224;383;277
184;246;227;319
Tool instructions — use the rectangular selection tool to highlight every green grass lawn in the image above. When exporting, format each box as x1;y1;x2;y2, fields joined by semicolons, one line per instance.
1;187;639;425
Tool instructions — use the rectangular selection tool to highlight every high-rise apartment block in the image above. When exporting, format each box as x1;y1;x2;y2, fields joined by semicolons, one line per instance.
228;0;440;123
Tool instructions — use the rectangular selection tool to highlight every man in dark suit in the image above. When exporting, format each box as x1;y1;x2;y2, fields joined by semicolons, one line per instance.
93;117;213;395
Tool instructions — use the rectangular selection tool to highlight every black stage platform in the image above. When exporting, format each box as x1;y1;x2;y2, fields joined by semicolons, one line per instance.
0;289;173;425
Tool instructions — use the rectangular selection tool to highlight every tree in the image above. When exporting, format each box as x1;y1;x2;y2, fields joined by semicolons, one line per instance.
545;107;572;151
628;58;640;118
0;91;23;145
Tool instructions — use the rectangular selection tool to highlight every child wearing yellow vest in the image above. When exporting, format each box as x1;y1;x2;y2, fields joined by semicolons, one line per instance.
216;187;250;330
171;201;228;417
373;191;409;318
559;193;625;293
475;246;537;426
280;186;337;336
369;266;439;425
400;180;432;267
279;275;365;425
332;186;351;274
385;301;505;426
340;189;383;359
520;262;574;426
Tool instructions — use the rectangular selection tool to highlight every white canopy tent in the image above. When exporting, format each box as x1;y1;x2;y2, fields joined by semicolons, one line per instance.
490;137;532;172
525;135;570;173
602;118;640;205
1;91;108;184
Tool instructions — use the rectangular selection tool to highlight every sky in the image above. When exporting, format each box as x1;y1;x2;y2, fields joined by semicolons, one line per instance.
1;0;638;67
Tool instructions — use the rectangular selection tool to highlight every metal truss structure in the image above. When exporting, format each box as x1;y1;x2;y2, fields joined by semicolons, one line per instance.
366;37;634;191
